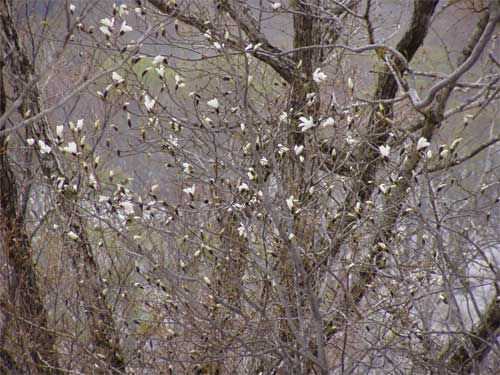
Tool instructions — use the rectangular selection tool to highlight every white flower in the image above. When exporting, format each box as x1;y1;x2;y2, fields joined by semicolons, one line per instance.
118;5;129;17
67;231;79;240
56;125;64;138
238;182;249;192
144;95;155;111
156;65;165;78
272;2;281;10
298;116;315;132
99;26;112;37
182;163;192;174
88;174;97;189
313;68;327;83
279;112;288;123
63;141;78;155
286;195;294;211
100;18;114;29
69;4;76;14
112;71;124;84
213;42;223;51
152;55;167;65
347;77;354;90
379;184;390;195
76;119;84;132
379;145;391;158
120;201;135;215
203;276;211;286
237;223;246;238
321;117;335;127
133;235;142;241
151;184;159;193
183;185;195;196
175;74;186;88
27;138;35;146
259;157;269;167
38;140;52;154
416;137;430;151
294;145;304;156
207;98;219;110
450;138;463;151
119;21;133;35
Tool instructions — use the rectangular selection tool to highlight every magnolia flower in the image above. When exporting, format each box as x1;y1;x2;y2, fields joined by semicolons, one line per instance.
347;77;354;91
203;276;211;286
213;42;223;51
286;195;294;211
238;182;249;192
119;21;133;35
152;55;167;65
144;95;156;112
27;138;35;146
379;184;390;195
120;201;135;215
118;4;129;17
416;137;430;151
313;68;327;83
76;119;84;132
271;2;281;10
156;65;165;78
450;138;463;151
379;144;391;158
63;142;78;155
38;140;52;154
183;185;196;197
182;163;193;174
175;74;186;89
69;4;76;14
237;223;246;238
56;125;64;138
99;26;112;37
207;98;219;110
67;231;79;240
322;117;335;127
112;71;124;85
294;144;304;156
298;116;315;132
100;18;114;29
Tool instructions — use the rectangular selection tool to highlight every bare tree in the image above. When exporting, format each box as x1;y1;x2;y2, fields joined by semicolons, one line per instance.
0;0;498;374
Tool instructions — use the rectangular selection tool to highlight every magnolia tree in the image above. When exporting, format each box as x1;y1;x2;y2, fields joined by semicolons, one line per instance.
0;0;499;374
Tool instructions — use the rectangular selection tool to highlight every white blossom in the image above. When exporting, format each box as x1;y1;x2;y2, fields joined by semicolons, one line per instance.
100;18;114;29
63;142;78;155
119;21;133;35
238;182;249;192
27;138;35;146
183;185;195;196
321;117;335;127
99;26;112;37
286;195;294;211
416;137;430;151
112;71;124;84
379;144;391;158
298;116;315;132
67;231;79;240
294;144;304;156
38;140;52;154
56;125;64;138
120;201;135;215
313;68;327;83
152;55;167;65
144;95;156;111
207;98;219;110
272;2;281;10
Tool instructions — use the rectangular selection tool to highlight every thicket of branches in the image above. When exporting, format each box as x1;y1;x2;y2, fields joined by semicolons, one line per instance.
1;0;499;374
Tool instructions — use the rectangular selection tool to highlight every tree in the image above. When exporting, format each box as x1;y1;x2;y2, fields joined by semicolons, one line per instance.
0;0;498;374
